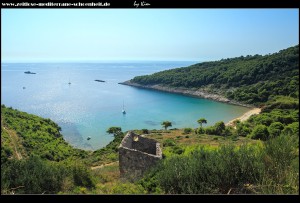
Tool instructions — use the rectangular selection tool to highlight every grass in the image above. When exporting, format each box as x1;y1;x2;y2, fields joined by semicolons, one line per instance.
145;129;259;149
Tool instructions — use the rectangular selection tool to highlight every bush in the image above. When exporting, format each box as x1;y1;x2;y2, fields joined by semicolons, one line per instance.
197;127;205;134
250;124;269;140
183;128;192;134
268;122;284;138
155;144;265;194
205;126;216;135
1;156;95;194
214;121;226;136
171;146;185;155
111;182;147;194
163;139;176;147
236;123;252;137
259;135;299;194
141;129;149;134
281;122;299;136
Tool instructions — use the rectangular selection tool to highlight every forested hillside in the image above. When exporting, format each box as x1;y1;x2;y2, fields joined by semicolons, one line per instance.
1;105;88;162
131;45;299;105
1;105;95;194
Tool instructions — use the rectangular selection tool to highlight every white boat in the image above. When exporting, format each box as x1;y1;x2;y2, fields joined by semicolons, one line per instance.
122;100;126;114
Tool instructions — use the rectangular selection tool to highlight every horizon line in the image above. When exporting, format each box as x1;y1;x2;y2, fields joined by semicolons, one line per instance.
1;59;201;64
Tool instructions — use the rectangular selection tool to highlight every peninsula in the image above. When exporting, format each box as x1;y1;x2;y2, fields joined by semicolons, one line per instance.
24;71;36;74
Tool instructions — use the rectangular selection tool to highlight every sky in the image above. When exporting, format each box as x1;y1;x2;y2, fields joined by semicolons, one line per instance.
1;9;299;62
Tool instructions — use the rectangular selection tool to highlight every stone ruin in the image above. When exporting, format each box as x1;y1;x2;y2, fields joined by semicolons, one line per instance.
119;131;162;181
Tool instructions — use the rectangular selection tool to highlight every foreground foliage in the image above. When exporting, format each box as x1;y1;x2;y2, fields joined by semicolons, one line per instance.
140;135;298;194
1;155;95;194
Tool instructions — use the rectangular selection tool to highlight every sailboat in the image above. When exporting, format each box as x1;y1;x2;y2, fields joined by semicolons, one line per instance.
122;100;126;114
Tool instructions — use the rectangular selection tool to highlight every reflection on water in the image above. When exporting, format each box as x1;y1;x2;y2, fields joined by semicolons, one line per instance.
1;62;249;150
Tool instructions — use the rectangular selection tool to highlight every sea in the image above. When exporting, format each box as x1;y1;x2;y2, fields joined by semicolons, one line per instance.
1;62;249;150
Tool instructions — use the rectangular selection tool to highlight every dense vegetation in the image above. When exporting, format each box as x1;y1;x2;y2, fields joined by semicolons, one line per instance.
135;95;299;194
131;45;299;105
1;45;299;194
1;104;88;162
140;134;298;194
1;105;96;194
1;155;95;194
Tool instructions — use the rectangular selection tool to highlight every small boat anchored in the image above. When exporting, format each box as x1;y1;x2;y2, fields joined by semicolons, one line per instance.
122;100;126;114
24;71;36;74
94;79;105;82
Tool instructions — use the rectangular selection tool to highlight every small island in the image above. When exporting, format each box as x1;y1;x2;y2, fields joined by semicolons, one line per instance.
94;79;105;82
24;71;36;74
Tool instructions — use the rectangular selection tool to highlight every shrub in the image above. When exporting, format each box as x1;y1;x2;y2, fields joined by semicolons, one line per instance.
183;128;192;134
163;139;176;147
236;123;252;137
197;127;205;134
205;126;216;135
111;182;147;194
281;122;299;136
171;146;185;155
155;144;265;194
268;122;284;138
141;129;149;134
1;156;95;194
214;121;226;136
250;124;269;140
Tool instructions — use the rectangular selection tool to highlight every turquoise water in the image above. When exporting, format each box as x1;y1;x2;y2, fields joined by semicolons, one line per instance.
1;62;249;150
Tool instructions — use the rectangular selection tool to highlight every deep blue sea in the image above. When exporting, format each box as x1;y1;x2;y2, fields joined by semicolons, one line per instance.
1;62;249;150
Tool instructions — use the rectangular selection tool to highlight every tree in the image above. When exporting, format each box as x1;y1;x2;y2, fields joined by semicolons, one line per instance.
236;123;251;137
250;124;269;140
106;127;122;137
197;118;207;127
214;121;226;136
268;122;284;138
161;121;172;130
281;122;299;136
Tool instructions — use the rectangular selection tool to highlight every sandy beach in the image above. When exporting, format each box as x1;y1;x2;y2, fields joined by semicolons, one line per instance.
226;108;261;126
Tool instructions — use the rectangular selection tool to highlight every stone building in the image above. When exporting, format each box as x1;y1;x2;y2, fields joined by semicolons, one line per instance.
119;131;162;181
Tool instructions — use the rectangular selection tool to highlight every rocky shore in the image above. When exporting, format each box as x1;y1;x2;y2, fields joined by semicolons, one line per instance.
119;80;254;108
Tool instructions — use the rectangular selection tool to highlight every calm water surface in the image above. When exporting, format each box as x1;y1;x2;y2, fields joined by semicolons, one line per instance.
1;62;249;150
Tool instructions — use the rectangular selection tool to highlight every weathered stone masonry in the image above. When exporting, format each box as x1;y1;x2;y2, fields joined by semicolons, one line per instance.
119;131;162;181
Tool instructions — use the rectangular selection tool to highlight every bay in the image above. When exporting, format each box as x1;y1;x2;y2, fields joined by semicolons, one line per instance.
1;62;249;150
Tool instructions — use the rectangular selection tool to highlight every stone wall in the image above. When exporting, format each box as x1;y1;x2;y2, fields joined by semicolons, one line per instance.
119;131;162;181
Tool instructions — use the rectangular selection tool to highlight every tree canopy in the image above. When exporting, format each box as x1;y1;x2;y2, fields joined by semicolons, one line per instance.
131;45;299;105
161;121;172;130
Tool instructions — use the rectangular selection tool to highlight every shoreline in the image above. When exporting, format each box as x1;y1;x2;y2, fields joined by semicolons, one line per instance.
225;108;262;126
119;80;254;108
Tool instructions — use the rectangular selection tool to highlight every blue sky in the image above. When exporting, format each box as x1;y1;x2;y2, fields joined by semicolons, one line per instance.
1;9;299;62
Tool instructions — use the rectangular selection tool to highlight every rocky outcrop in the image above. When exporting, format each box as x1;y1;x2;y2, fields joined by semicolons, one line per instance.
119;80;253;108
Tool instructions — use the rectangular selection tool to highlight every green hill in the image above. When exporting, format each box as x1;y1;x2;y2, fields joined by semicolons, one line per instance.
1;105;88;162
1;105;96;194
131;45;299;105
